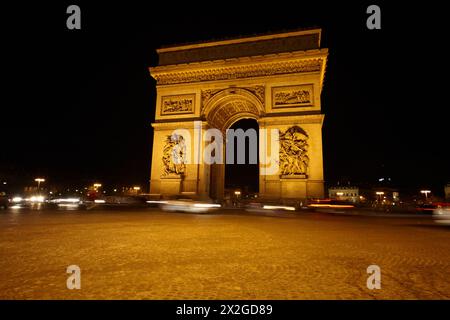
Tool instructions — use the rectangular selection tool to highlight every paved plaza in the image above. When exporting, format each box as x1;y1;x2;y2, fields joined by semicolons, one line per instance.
0;209;449;299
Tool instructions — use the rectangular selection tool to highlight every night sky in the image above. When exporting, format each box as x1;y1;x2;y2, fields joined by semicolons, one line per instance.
1;2;448;194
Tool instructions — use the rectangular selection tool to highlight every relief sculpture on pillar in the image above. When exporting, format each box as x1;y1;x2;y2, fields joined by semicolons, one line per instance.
279;126;309;176
162;134;186;176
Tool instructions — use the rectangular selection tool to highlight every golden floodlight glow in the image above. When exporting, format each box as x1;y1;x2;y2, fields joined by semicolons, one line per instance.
93;183;102;188
420;190;431;198
375;191;384;195
34;178;45;190
133;186;141;191
234;191;241;195
336;192;344;196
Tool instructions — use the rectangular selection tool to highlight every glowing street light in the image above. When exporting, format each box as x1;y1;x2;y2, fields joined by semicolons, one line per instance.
420;190;431;199
375;191;384;203
133;186;141;191
35;178;45;191
93;183;102;189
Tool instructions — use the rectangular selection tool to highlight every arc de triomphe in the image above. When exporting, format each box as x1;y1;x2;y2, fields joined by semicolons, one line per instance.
149;28;328;201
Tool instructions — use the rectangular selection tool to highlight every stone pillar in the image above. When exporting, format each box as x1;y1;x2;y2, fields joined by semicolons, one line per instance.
160;174;183;195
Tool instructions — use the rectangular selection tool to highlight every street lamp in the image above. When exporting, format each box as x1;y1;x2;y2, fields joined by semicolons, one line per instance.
375;191;384;203
35;178;45;191
420;190;431;200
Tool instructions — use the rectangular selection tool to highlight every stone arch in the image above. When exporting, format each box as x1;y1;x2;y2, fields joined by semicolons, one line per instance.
149;30;327;201
202;88;265;132
202;88;264;200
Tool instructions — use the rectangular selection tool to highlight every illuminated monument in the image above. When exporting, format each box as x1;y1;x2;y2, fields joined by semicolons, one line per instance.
149;28;328;201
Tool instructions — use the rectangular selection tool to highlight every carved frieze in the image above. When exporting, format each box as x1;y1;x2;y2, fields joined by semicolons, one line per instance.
272;84;313;108
201;85;265;110
201;89;222;108
279;126;309;176
244;85;265;104
152;59;322;85
161;94;195;115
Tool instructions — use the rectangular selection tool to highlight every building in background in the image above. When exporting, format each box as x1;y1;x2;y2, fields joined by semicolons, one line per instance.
371;187;400;205
328;186;359;203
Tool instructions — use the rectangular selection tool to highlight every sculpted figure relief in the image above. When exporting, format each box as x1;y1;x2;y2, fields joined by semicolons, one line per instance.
162;98;193;113
275;89;311;106
162;134;186;176
279;126;309;176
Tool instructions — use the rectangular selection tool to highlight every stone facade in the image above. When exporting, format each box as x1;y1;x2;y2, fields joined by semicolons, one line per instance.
149;29;328;200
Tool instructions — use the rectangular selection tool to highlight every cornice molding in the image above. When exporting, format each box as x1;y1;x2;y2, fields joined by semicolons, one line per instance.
151;58;324;85
258;114;325;126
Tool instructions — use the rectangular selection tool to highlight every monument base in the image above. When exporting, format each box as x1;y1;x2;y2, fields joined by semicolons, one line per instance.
280;175;307;199
160;174;183;195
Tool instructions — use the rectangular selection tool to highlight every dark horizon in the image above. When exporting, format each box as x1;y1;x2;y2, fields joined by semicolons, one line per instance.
1;2;448;195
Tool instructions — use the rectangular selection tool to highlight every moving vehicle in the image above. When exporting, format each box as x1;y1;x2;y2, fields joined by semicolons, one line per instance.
433;204;450;225
307;199;355;213
416;203;438;213
160;195;220;213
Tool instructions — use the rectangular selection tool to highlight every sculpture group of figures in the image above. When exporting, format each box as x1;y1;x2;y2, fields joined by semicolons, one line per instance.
162;98;193;113
162;134;186;176
279;126;309;176
274;89;311;106
162;126;309;177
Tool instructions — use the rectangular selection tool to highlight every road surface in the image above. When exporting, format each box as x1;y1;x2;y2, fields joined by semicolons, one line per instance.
0;208;449;299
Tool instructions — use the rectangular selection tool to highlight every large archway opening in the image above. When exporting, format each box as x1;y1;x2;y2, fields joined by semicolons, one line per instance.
224;118;259;199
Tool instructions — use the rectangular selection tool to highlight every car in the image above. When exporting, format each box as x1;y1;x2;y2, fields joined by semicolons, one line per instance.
307;199;355;212
0;192;8;210
433;204;450;225
416;203;438;213
245;202;297;213
160;195;221;213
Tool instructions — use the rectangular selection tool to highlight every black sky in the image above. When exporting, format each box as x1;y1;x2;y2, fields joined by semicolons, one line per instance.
1;1;448;194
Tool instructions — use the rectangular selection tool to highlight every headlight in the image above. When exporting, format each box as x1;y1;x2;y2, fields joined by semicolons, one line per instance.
193;203;221;208
12;197;23;203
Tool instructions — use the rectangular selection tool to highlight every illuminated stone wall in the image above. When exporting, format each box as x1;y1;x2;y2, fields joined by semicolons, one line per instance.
149;29;328;200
